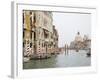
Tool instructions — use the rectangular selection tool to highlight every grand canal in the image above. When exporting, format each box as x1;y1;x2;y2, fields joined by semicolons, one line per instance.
23;50;91;69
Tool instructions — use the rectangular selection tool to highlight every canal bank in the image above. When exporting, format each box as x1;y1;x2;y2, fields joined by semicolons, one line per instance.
23;50;91;69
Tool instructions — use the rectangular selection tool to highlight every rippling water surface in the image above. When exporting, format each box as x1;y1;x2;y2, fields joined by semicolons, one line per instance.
23;50;91;69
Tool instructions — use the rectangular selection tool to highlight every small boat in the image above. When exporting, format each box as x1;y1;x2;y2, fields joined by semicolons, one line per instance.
23;57;30;63
87;49;91;57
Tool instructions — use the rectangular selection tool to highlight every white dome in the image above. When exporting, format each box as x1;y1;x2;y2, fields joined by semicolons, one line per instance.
75;32;83;42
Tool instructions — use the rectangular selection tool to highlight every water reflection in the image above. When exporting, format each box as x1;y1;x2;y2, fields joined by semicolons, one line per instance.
23;50;91;69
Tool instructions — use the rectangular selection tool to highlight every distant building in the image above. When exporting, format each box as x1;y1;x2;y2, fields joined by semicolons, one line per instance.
75;32;83;42
70;41;76;49
70;32;91;50
23;11;58;59
83;35;91;49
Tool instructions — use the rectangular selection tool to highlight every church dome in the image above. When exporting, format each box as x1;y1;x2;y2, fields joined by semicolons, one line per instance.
75;32;83;42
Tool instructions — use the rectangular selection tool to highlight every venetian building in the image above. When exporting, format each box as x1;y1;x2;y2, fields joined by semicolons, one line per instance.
69;32;81;49
35;11;53;58
23;10;58;59
75;32;83;42
73;32;83;49
83;35;91;49
70;41;76;49
70;32;91;50
74;32;83;49
52;25;59;54
23;11;33;57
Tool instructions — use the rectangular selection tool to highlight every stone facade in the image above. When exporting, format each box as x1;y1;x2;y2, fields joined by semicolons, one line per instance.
70;32;91;50
23;10;58;59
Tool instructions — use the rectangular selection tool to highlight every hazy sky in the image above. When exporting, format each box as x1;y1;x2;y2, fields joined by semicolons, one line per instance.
53;12;91;47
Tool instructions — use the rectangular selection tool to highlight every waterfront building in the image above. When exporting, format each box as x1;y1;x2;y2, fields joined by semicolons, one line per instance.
75;32;83;42
70;32;91;50
23;10;59;59
70;41;76;49
83;35;91;49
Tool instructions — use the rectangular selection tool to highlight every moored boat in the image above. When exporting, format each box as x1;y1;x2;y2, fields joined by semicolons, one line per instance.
23;57;30;63
86;49;91;57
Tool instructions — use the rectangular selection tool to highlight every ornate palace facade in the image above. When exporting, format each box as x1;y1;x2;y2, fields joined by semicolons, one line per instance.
23;10;58;59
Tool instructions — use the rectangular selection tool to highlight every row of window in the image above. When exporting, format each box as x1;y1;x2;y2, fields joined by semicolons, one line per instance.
23;40;57;49
38;41;56;48
23;30;36;40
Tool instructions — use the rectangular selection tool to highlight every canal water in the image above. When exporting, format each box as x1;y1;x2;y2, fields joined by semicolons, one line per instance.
23;50;91;69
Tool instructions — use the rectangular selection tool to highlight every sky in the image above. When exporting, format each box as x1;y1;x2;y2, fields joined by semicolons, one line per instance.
53;12;91;47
